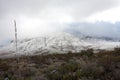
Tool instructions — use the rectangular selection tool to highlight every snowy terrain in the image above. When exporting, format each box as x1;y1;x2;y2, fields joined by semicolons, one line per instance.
0;32;120;58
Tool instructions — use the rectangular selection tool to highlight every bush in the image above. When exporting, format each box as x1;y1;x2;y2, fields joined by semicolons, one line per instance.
80;49;94;57
45;62;80;80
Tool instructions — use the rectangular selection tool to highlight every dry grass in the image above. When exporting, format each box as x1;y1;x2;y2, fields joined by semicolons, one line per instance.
0;48;120;80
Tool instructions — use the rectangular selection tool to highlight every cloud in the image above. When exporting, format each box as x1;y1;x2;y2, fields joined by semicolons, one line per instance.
86;6;120;23
0;0;120;44
0;0;118;19
66;22;120;38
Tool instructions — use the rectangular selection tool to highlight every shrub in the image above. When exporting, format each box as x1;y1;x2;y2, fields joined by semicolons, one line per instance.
80;49;94;57
45;62;80;80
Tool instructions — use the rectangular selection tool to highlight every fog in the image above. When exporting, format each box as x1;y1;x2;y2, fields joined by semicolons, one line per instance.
0;0;120;44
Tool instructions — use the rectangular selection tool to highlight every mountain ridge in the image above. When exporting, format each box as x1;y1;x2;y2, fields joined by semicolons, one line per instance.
0;32;120;58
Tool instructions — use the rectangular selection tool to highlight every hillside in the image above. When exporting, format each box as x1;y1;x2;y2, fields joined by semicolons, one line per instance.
0;32;120;58
0;48;120;80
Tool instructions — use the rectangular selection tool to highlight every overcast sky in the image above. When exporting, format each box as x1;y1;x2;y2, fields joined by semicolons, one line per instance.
0;0;120;44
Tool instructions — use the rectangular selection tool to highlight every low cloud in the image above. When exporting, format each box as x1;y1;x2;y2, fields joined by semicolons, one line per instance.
0;0;120;44
66;22;120;38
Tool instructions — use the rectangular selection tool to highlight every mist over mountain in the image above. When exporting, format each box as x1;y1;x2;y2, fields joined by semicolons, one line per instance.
0;21;120;46
0;0;120;44
0;0;120;58
65;22;120;39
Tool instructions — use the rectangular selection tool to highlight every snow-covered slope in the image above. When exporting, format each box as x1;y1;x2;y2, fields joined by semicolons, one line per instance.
0;32;120;58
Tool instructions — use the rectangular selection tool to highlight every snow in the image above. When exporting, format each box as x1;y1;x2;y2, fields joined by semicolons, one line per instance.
0;32;120;58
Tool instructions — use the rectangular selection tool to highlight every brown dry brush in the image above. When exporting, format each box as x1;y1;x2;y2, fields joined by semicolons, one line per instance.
0;48;119;80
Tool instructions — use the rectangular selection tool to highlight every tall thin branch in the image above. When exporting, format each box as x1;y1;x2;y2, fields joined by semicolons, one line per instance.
14;20;19;63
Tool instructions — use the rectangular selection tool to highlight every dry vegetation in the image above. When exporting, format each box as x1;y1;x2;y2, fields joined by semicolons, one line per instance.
0;48;120;80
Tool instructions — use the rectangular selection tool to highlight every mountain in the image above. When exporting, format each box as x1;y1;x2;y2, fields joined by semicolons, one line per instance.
0;32;120;58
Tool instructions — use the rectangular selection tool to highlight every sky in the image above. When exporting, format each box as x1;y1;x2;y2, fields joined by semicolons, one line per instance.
0;0;120;45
